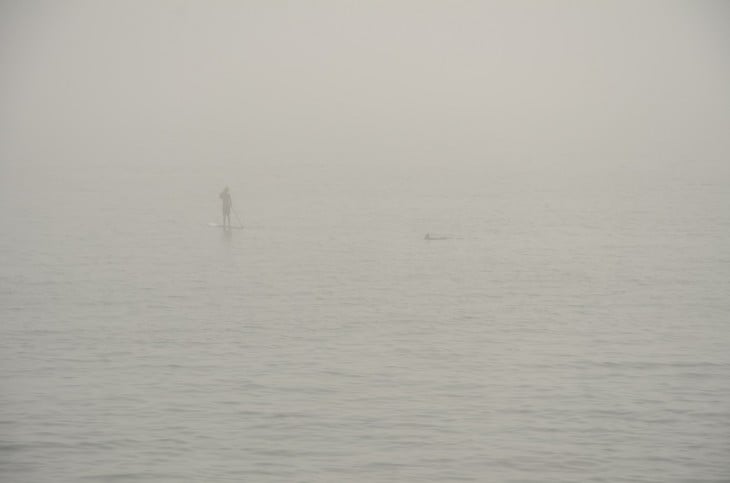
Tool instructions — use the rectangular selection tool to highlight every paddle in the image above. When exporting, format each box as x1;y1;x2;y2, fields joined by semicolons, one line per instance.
231;205;244;229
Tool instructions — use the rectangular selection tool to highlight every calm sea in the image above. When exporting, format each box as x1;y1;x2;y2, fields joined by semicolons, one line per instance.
1;157;729;482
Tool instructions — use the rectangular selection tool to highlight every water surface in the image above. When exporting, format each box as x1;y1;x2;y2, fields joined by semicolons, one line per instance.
1;159;729;482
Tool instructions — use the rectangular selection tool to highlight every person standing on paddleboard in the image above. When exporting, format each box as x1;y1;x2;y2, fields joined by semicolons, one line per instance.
220;186;232;228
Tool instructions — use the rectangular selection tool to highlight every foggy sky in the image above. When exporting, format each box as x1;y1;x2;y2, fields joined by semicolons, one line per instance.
1;1;729;168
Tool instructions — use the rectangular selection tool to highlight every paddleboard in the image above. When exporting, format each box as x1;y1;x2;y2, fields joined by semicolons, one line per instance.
208;222;244;229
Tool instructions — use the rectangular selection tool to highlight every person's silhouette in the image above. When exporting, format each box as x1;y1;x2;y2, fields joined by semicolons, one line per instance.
219;186;232;228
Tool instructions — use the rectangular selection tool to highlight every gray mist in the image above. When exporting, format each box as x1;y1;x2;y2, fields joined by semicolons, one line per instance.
1;2;729;482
